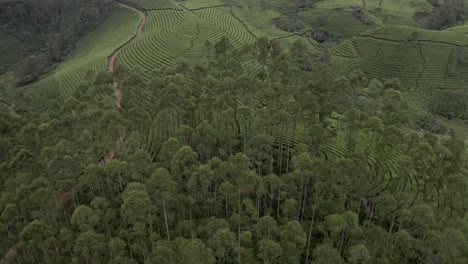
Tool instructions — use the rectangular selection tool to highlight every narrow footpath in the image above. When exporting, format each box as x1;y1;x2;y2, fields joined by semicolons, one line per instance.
0;2;146;263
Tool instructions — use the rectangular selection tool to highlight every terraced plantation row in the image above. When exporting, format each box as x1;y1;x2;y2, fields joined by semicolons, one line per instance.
180;0;226;10
324;126;417;195
298;9;373;38
118;6;259;78
119;10;193;77
124;0;182;10
329;26;468;104
26;0;279;103
53;5;141;98
314;0;432;27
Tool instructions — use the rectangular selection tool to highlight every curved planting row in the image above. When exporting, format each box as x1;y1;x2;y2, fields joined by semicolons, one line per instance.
329;39;360;58
195;7;257;48
52;5;141;98
284;119;409;194
118;6;260;78
332;26;468;96
367;26;468;46
323;127;413;194
352;37;406;79
244;112;414;195
125;0;182;10
119;10;193;74
55;61;107;97
329;40;361;76
298;9;372;38
356;37;468;96
181;0;225;10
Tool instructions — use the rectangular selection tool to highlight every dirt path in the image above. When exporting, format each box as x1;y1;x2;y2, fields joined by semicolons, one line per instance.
108;1;146;111
107;2;146;74
0;3;146;264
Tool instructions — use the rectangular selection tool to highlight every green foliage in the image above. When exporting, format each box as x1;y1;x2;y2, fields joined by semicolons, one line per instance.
329;25;468;118
0;0;114;62
53;5;142;98
119;6;261;79
0;8;467;263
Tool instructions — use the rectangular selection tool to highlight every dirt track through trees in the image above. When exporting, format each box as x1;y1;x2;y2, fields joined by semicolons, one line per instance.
108;1;146;111
107;3;146;74
0;2;147;264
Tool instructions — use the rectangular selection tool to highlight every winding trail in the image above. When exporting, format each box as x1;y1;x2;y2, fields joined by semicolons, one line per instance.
0;3;146;264
108;1;146;111
108;2;146;74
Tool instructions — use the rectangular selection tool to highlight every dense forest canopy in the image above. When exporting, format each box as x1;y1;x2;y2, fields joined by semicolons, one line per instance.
0;0;467;263
1;35;467;263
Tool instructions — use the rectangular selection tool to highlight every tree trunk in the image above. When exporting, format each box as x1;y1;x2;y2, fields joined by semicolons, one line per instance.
225;194;229;217
286;120;296;174
389;213;396;233
301;177;310;221
305;206;316;264
276;187;281;219
238;187;242;264
162;197;171;241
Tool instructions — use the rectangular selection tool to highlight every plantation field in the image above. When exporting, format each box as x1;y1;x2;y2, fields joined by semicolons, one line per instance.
53;5;141;98
123;0;182;10
445;25;468;34
297;0;437;41
118;6;262;78
313;0;433;27
330;26;468;104
298;9;374;38
181;0;226;9
228;0;292;39
367;25;468;45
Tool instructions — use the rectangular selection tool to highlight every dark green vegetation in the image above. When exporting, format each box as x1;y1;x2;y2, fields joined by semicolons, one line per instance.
0;0;115;86
0;0;467;263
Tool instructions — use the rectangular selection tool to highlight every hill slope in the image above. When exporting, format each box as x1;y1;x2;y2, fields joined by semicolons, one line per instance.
330;25;468;118
19;4;141;109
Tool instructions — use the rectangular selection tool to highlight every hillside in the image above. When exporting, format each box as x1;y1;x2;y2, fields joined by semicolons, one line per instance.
12;4;142;110
0;0;467;264
329;25;468;119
